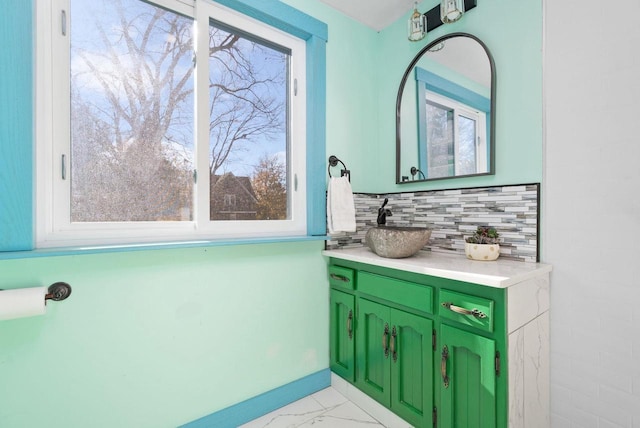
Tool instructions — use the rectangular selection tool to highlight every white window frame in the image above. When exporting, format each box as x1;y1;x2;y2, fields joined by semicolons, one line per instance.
35;0;307;248
424;90;487;174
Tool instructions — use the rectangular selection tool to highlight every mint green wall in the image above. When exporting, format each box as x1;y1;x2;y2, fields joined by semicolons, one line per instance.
0;1;543;426
281;0;380;193
286;0;542;194
0;1;372;427
374;0;543;192
0;242;328;427
321;0;541;193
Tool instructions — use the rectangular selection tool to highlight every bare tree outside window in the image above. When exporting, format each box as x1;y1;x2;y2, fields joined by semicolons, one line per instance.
426;102;454;178
208;23;288;221
69;0;289;223
71;0;194;222
424;95;482;179
457;115;477;175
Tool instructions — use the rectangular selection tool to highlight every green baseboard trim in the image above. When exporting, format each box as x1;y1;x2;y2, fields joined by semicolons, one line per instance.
181;368;331;428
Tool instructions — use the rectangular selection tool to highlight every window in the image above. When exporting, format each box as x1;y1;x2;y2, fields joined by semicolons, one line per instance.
413;66;490;181
423;91;486;178
37;0;310;247
223;194;237;210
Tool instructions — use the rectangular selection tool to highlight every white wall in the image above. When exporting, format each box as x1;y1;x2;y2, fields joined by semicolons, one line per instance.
544;1;640;426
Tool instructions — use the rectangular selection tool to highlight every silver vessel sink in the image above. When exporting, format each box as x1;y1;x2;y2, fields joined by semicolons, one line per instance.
365;226;432;259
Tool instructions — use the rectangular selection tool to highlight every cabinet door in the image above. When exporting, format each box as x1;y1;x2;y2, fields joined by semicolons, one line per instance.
391;308;433;428
330;289;356;381
439;324;496;428
356;298;392;407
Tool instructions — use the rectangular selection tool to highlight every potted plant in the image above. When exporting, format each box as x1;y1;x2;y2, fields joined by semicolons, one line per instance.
465;226;501;261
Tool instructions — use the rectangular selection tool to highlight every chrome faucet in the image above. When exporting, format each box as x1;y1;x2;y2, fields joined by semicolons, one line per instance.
377;198;392;225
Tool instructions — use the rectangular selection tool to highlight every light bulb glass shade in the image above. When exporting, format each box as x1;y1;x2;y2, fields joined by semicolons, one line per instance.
407;7;427;41
441;0;465;23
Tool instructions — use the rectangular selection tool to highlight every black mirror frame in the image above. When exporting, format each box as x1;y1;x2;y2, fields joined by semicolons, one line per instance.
396;32;497;184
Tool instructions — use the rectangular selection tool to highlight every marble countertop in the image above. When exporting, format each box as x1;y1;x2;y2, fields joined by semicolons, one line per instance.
323;247;552;288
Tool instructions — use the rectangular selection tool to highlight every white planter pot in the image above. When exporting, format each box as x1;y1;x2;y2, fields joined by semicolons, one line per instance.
465;243;500;261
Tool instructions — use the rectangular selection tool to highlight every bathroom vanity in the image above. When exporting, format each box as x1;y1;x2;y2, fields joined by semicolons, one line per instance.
324;247;551;428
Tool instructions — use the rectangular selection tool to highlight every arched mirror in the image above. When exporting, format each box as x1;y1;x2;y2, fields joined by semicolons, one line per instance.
396;33;495;184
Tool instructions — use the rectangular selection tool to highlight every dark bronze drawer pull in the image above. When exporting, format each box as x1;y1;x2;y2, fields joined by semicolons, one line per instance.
330;273;350;283
441;302;487;319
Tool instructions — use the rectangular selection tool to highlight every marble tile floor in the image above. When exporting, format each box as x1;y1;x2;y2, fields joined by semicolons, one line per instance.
239;387;387;427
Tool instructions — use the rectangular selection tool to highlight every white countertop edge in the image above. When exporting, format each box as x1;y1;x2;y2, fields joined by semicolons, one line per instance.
322;248;552;288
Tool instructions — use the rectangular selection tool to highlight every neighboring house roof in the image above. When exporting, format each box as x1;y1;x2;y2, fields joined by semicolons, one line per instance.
210;172;257;203
210;172;258;220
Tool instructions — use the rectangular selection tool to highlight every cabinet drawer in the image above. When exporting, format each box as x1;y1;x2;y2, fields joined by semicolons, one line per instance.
439;289;494;333
329;265;355;290
358;272;433;314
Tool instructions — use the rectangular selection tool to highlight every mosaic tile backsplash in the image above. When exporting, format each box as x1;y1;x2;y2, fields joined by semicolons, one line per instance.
326;184;539;262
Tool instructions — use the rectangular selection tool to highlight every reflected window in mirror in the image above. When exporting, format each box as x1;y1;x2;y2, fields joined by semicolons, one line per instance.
396;33;495;184
415;69;489;179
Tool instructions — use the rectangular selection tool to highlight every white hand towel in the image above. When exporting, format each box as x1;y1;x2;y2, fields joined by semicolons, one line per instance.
327;176;356;234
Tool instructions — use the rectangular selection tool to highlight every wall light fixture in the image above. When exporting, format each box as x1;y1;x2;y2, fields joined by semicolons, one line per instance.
418;0;477;35
407;2;428;42
441;0;465;23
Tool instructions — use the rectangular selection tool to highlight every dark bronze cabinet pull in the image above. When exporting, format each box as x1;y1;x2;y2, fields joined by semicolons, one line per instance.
441;302;487;319
347;310;353;339
390;326;398;362
441;345;449;388
382;324;390;358
330;273;350;283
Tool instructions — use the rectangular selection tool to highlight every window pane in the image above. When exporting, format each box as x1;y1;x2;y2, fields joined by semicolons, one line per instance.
208;21;289;221
70;0;194;222
425;102;454;178
458;115;477;175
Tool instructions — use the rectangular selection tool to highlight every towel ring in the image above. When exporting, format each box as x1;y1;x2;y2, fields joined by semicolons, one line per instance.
328;155;350;181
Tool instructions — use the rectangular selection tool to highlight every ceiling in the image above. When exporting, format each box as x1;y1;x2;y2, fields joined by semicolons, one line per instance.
318;0;420;31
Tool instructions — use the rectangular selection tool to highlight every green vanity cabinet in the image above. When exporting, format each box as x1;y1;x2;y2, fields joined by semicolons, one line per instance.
357;298;433;428
330;288;356;381
328;259;510;428
327;250;551;428
438;324;497;428
437;288;501;427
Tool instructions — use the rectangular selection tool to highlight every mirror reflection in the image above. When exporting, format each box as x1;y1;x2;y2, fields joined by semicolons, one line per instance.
396;33;495;183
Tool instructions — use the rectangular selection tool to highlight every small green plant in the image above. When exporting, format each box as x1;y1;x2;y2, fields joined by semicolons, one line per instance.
465;226;500;245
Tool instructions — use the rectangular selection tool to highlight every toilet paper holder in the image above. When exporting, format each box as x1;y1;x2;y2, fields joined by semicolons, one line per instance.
45;282;72;302
0;282;72;302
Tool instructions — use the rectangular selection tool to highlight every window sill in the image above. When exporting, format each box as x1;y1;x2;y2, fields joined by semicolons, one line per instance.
0;235;329;260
